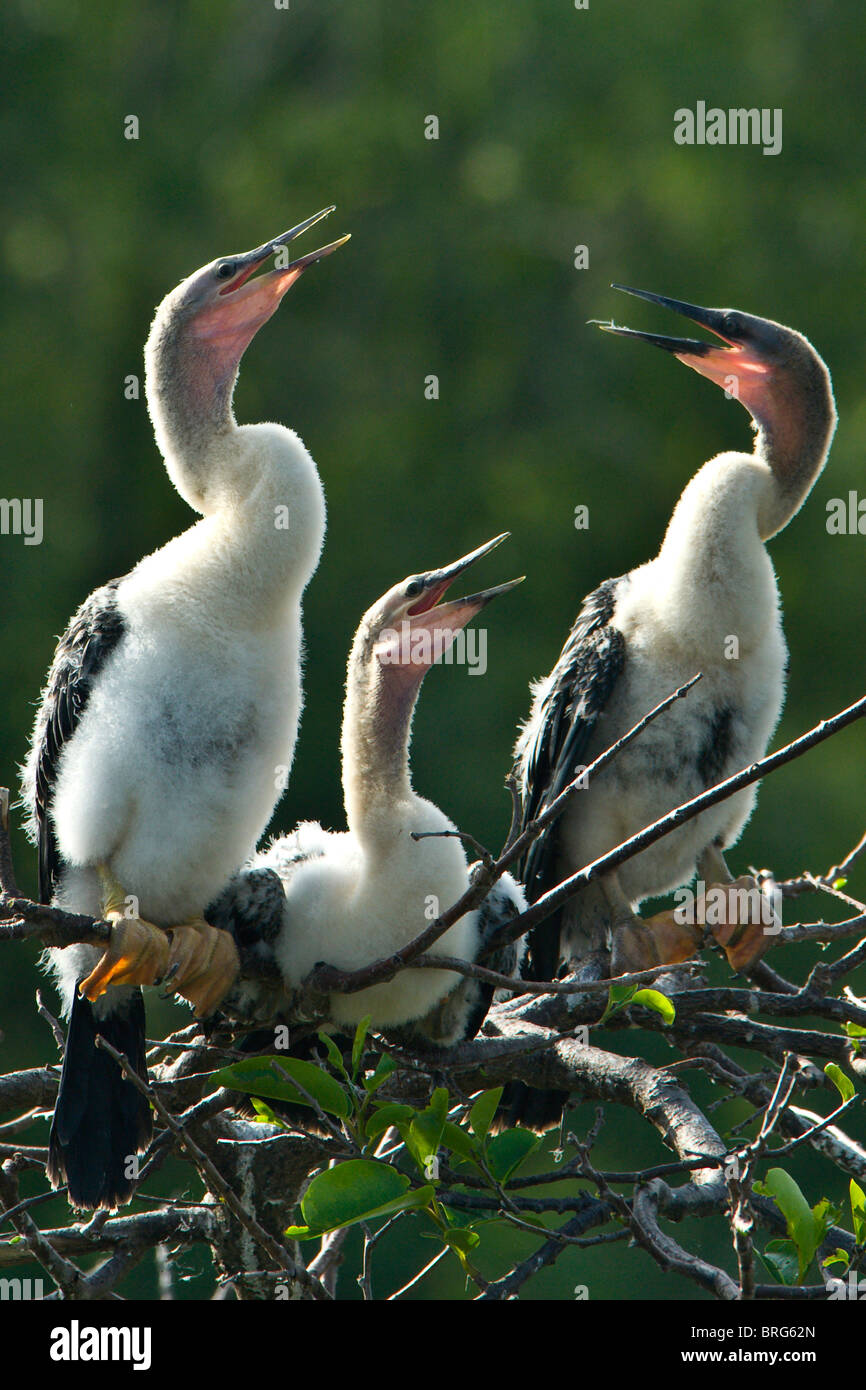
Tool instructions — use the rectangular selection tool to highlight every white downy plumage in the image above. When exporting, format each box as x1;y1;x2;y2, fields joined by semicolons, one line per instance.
20;209;347;1207
213;536;526;1045
515;288;837;982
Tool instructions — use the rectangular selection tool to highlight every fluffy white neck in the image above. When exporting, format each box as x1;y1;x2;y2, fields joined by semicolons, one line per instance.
141;295;326;619
123;419;326;637
646;452;779;653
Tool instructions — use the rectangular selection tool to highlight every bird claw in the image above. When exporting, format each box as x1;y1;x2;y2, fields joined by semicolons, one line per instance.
700;876;776;972
610;914;702;976
77;912;240;1015
163;919;240;1018
79;914;171;1000
610;876;777;979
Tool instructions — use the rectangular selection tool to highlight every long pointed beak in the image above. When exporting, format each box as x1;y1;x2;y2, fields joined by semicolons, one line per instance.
407;533;510;614
408;533;523;634
427;574;525;633
592;284;770;388
192;208;349;357
218;208;350;299
374;534;523;677
590;284;738;357
612;284;736;339
407;533;526;615
267;206;339;254
219;207;335;289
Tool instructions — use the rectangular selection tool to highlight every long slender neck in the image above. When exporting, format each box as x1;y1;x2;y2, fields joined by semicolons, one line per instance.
341;651;419;848
649;452;779;653
145;311;241;513
753;353;837;539
141;304;326;621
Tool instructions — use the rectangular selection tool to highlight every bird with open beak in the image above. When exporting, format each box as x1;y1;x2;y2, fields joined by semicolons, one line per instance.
508;286;836;1128
209;534;527;1045
23;209;348;1207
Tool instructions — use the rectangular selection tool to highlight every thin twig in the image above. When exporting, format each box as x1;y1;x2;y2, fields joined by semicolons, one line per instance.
411;828;495;871
0;1161;83;1297
387;1244;450;1300
411;952;700;995
35;990;65;1053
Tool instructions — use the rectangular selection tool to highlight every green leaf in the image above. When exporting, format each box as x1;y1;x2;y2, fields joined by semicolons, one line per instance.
211;1056;350;1119
442;1227;481;1254
441;1121;481;1163
824;1062;855;1103
600;983;637;1024
404;1106;446;1178
813;1196;842;1231
362;1052;396;1093
317;1032;349;1077
285;1160;434;1238
352;1016;372;1079
486;1128;541;1183
822;1249;850;1271
609;983;637;1005
850;1179;866;1245
832;877;848;890
844;1021;866;1038
469;1087;503;1142
632;988;676;1025
364;1103;415;1141
251;1096;281;1126
756;1168;831;1282
760;1239;800;1286
429;1088;450;1122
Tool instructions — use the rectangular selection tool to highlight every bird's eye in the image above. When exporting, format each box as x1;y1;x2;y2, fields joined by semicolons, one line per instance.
216;262;236;281
405;578;424;598
723;312;741;337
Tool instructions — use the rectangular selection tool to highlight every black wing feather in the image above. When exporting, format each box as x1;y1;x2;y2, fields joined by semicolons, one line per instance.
29;578;154;1210
30;581;125;904
515;577;626;979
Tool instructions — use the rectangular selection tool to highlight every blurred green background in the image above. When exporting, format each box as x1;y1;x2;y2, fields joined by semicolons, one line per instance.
1;0;864;1299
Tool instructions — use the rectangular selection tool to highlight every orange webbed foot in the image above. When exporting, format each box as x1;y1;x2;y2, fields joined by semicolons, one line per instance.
79;914;171;1001
163;919;240;1018
699;876;778;972
610;914;703;976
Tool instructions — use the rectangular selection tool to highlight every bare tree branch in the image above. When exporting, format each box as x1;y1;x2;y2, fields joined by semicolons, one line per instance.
0;690;863;1301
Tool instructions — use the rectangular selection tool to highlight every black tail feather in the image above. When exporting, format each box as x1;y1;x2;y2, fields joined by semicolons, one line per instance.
499;1081;569;1133
48;987;152;1210
499;904;570;1133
